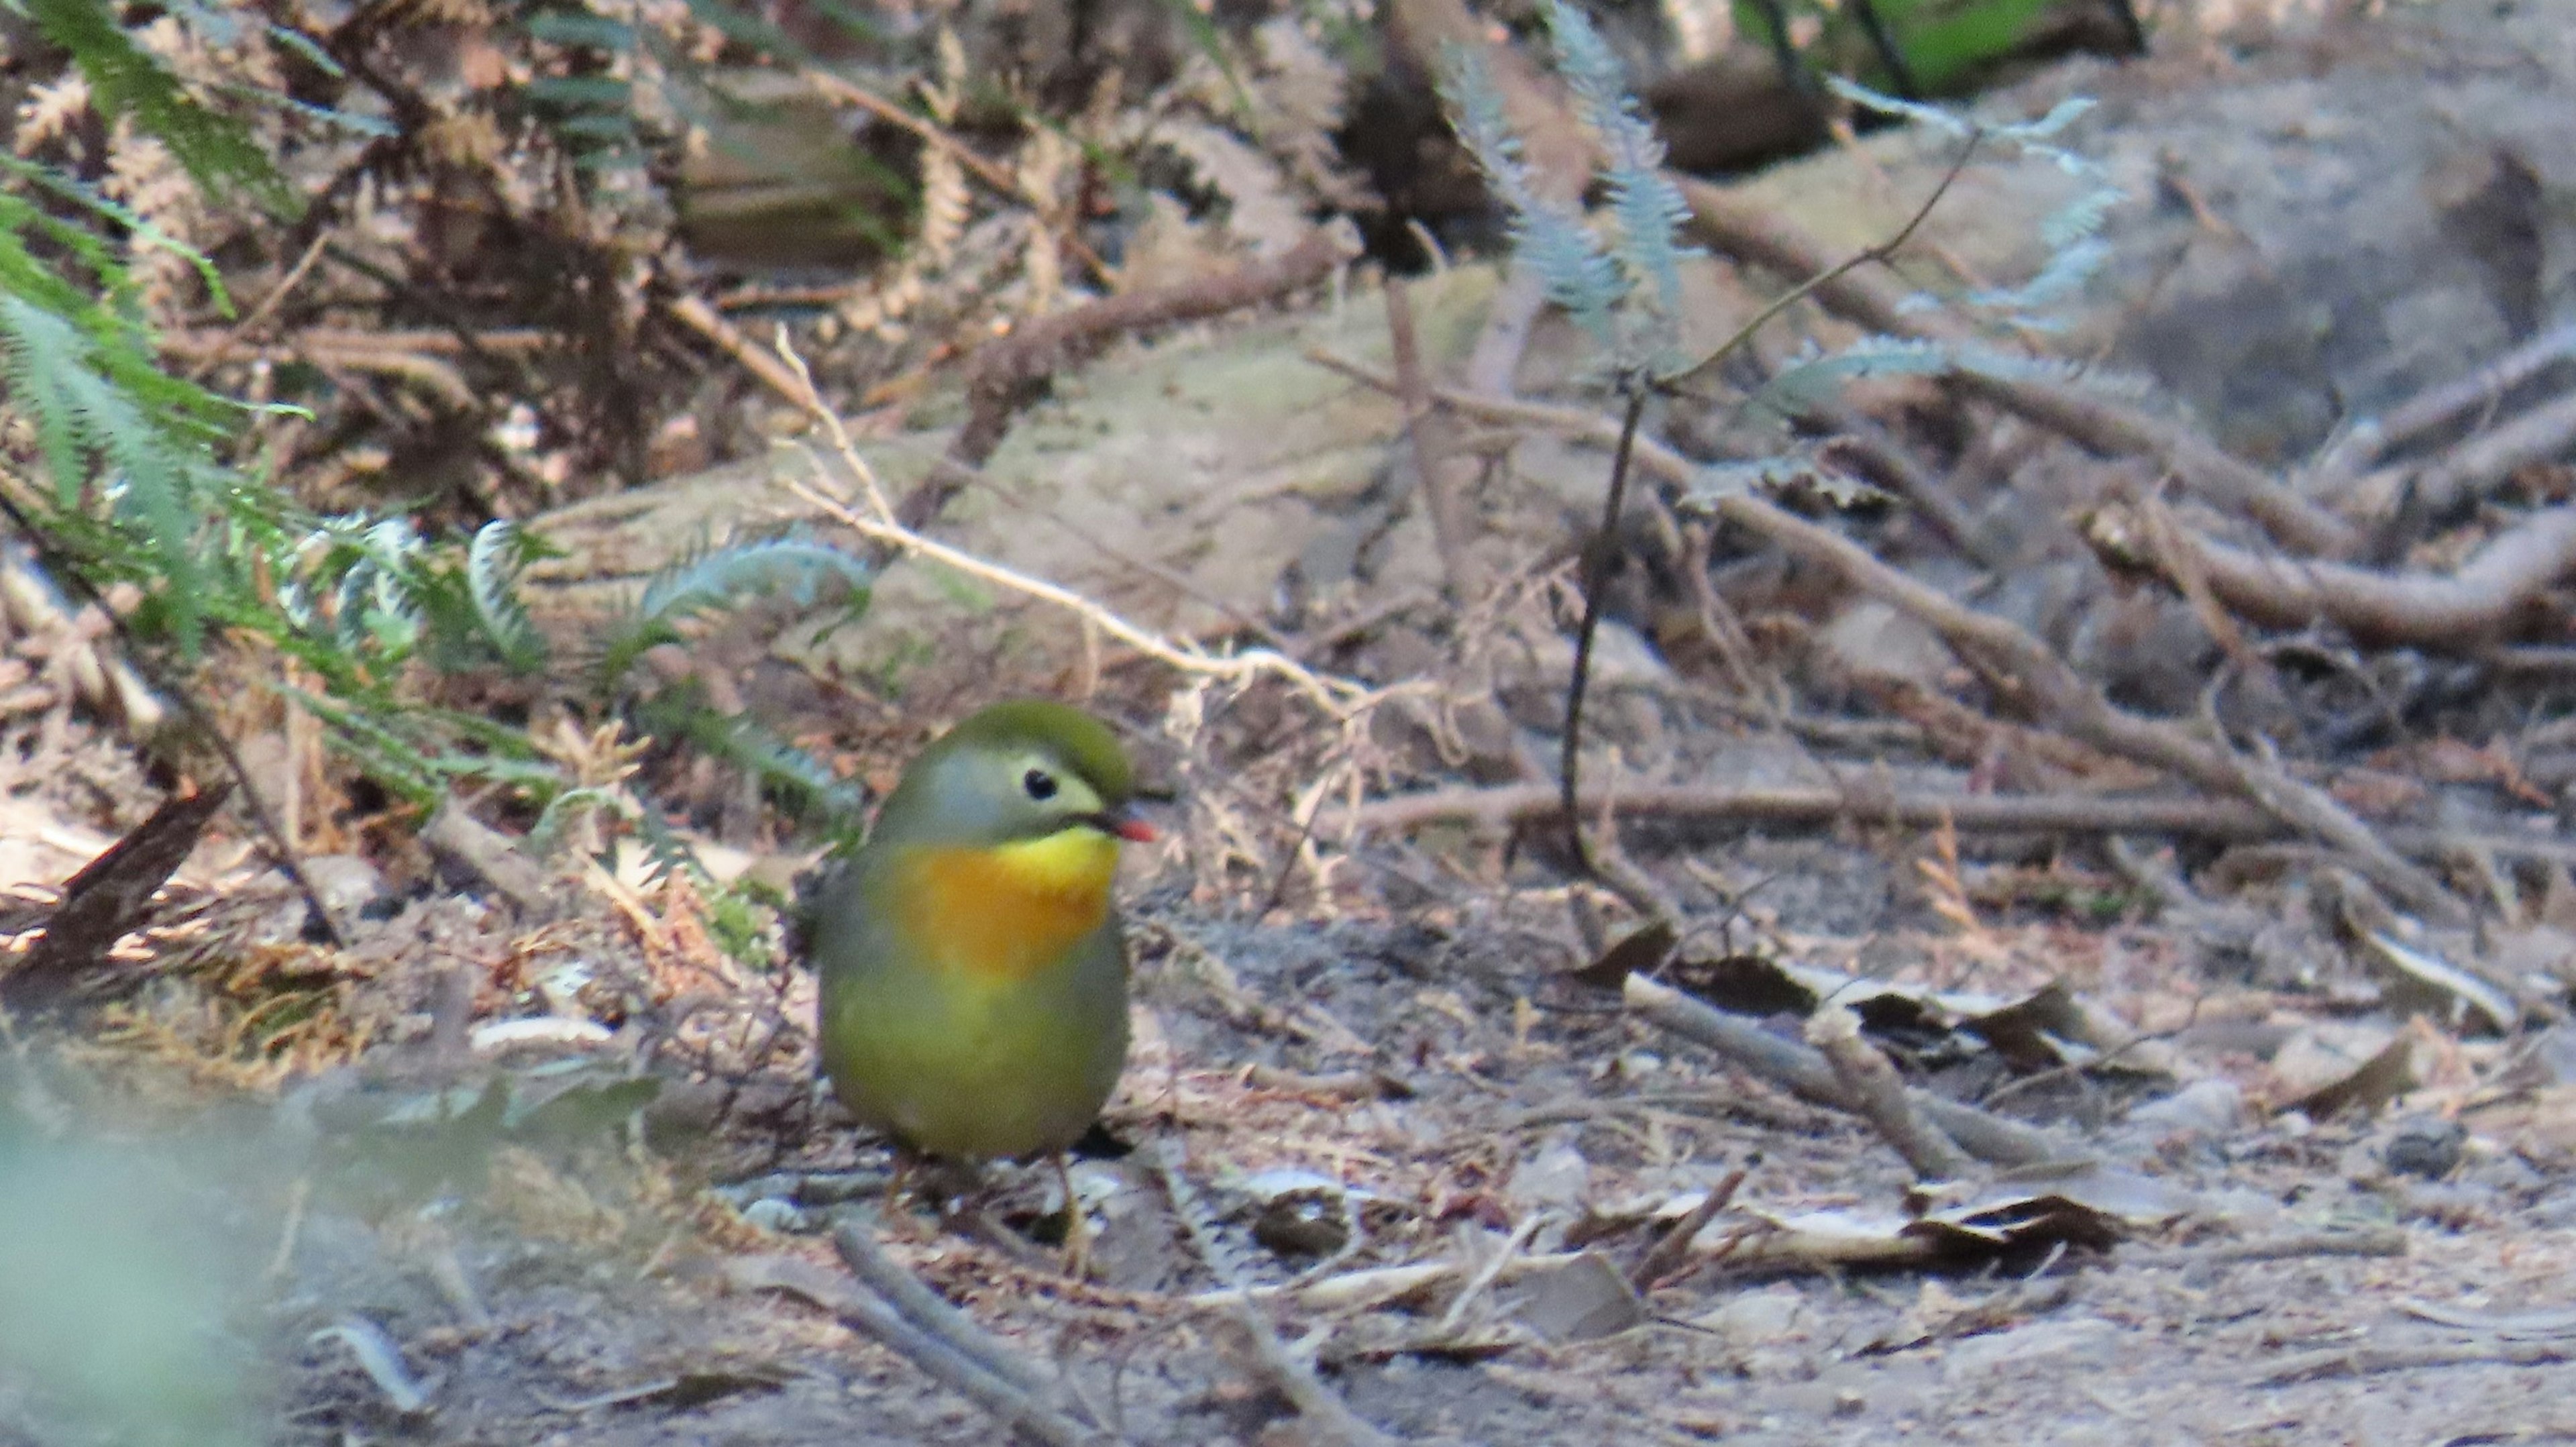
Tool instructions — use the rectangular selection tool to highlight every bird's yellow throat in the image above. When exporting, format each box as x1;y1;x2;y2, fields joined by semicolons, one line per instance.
893;827;1122;984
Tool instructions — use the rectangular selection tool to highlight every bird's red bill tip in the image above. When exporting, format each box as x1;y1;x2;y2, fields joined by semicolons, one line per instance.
1115;818;1159;843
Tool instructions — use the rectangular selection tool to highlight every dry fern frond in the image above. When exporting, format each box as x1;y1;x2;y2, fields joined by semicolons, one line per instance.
838;121;973;333
15;74;92;156
1159;118;1307;257
916;146;970;266
1251;18;1368;211
421;109;510;170
1016;127;1077;313
101;127;203;316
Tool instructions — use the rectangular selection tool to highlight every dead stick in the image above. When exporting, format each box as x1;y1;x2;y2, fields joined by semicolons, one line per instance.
1809;1004;1976;1179
1629;1164;1748;1291
667;294;826;411
2084;501;2576;647
2251;1339;2574;1387
833;1225;1064;1406
1386;275;1486;601
1342;778;2576;867
922;223;1362;522
735;1254;1110;1447
2390;383;2576;517
1709;491;2468;925
1345;780;2277;838
2307;318;2576;492
1625;974;2066;1167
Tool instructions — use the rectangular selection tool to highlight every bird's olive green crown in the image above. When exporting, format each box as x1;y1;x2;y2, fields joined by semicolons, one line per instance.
867;700;1139;847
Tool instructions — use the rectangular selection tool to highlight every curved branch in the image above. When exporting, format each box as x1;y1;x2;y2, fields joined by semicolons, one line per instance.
2084;502;2576;647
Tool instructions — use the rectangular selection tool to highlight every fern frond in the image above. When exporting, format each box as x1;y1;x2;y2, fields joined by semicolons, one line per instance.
1542;0;1695;365
0;151;229;307
1438;42;1625;352
1751;334;1953;416
0;297;89;501
597;536;871;692
637;687;863;822
0;293;220;647
1967;235;2106;320
466;520;551;674
22;0;298;215
624;802;708;886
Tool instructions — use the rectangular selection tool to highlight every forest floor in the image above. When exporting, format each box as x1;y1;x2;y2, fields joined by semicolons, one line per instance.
6;0;2576;1442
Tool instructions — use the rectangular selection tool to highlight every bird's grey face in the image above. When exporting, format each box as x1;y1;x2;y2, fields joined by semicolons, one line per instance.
874;740;1119;847
951;743;1112;842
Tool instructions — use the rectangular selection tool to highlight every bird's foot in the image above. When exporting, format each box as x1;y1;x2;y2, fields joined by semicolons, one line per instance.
1052;1153;1093;1281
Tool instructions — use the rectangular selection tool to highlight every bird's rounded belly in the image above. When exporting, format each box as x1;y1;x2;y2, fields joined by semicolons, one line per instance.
821;939;1127;1159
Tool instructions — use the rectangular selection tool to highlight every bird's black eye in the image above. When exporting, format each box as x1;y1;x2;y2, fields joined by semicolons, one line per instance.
1022;768;1059;801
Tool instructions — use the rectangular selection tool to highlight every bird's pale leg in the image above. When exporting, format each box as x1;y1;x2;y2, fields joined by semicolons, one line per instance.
1053;1152;1092;1280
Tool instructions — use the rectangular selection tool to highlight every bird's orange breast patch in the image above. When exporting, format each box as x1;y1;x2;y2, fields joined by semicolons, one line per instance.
892;831;1119;983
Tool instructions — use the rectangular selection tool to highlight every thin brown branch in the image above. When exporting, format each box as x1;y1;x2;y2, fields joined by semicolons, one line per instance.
771;337;1375;714
1625;974;2068;1167
2083;501;2576;647
1663;130;1980;398
2355;388;2576;524
1629;1164;1748;1291
665;294;821;413
1560;390;1649;876
734;1252;1112;1447
2307;317;2576;494
798;69;1112;290
2250;1339;2575;1387
1707;491;2469;924
1809;1004;1976;1180
1343;779;2277;839
1385;276;1486;602
1303;347;1703;488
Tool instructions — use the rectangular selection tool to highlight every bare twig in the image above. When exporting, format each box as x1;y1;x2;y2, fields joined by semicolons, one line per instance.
1147;1144;1403;1447
915;222;1362;529
2083;500;2576;647
832;1225;1063;1405
1708;491;2469;924
2125;1228;2407;1272
1342;775;2576;868
1560;389;1650;876
1385;276;1487;601
1629;1165;1748;1291
666;294;822;413
1302;347;1701;487
2306;317;2576;494
1344;779;2277;839
1432;1212;1551;1338
2354;388;2576;524
1809;1004;1976;1179
2250;1338;2575;1387
768;339;1375;715
1662;130;1980;398
1185;1254;1586;1313
733;1253;1111;1447
1625;974;2068;1167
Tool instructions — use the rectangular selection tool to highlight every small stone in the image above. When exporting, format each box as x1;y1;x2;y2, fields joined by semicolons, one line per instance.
739;1197;818;1234
2382;1114;2467;1179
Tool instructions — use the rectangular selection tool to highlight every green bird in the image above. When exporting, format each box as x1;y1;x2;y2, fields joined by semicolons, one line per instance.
804;700;1154;1164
